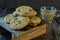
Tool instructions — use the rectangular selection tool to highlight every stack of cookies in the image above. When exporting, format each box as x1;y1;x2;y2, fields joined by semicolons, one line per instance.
4;6;41;30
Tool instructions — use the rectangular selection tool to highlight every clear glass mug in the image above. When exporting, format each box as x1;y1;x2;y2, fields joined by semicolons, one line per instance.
40;6;57;22
40;7;57;40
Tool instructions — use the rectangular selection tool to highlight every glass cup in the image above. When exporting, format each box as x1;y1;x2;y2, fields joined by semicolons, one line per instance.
40;6;57;23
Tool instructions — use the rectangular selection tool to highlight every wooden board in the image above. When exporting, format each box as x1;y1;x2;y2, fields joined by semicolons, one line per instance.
12;24;48;40
20;29;46;40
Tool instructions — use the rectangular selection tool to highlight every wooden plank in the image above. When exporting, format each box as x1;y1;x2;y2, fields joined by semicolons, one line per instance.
20;28;46;40
19;24;48;37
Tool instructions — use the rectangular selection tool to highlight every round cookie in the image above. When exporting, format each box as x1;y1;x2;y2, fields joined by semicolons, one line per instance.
4;14;15;24
16;6;37;17
30;16;41;26
10;16;30;29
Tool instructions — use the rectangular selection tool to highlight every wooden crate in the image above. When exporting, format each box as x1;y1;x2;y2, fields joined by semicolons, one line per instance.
12;24;48;40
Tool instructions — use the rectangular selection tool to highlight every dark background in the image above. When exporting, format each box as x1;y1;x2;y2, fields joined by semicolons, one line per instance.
0;0;60;9
0;0;60;17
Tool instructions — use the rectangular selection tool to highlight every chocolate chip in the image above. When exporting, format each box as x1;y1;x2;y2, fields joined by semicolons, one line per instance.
25;13;27;14
7;22;10;24
18;10;20;12
29;9;32;12
15;18;18;20
14;14;19;17
16;24;18;25
18;21;21;24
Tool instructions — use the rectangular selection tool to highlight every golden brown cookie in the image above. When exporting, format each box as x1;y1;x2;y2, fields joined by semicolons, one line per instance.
4;14;15;24
16;6;37;17
30;16;41;26
10;16;30;29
